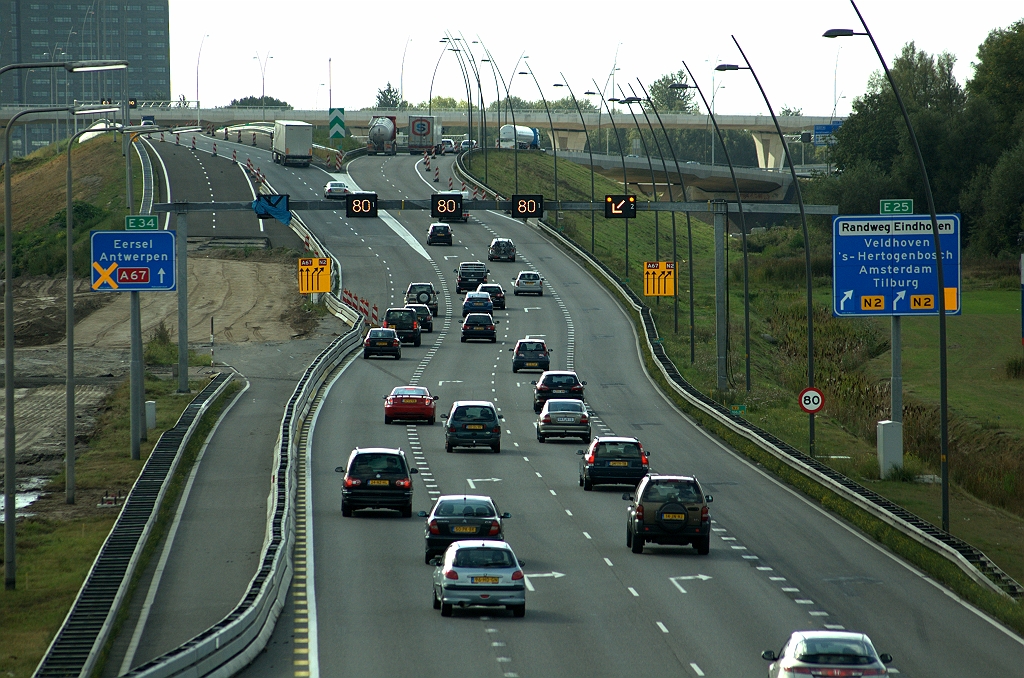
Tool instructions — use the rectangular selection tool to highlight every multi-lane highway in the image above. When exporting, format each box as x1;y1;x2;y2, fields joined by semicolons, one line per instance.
163;134;1023;677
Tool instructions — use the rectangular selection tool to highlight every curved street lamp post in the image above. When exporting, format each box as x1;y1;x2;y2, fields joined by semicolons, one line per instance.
592;80;630;278
523;63;557;205
555;79;596;252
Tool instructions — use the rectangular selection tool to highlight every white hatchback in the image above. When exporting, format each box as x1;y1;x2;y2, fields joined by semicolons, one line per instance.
512;271;544;296
323;181;350;199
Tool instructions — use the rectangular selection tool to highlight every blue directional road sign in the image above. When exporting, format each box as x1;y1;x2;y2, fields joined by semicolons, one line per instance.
833;214;960;317
91;230;176;291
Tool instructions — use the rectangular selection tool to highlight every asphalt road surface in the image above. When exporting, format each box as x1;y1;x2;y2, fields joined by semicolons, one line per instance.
174;136;1024;678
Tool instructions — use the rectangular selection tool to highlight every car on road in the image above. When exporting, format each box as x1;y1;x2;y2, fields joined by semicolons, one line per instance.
426;222;453;246
509;338;550;372
431;540;526;617
323;181;350;199
384;385;439;425
488;238;516;262
512;270;543;296
363;328;401;360
461;313;498;343
455;262;489;292
537;399;590;443
578;436;648;489
404;283;439;317
440;138;455;154
335;447;418;518
532;370;585;412
761;631;893;677
419;495;511;563
461;290;493;317
406;304;433;332
460;139;479;151
476;283;506;309
382;307;421;346
444;400;503;453
624;474;712;554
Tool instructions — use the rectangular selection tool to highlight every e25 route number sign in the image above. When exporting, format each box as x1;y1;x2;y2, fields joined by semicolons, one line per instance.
832;214;960;317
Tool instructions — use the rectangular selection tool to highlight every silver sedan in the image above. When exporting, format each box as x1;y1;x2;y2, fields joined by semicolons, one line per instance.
323;181;350;198
536;399;591;443
762;630;893;677
431;540;526;617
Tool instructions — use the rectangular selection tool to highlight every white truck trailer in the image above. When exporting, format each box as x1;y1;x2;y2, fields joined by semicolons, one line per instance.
272;120;313;167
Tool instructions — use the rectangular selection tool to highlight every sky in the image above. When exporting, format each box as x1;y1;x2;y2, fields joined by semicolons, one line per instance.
169;1;1022;118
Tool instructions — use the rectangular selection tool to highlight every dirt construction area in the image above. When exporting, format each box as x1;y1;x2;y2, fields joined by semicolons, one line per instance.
0;248;324;488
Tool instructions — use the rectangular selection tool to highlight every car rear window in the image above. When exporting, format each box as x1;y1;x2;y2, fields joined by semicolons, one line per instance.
465;314;492;324
642;481;701;503
518;342;546;352
385;309;415;322
349;453;406;475
452;406;496;422
407;284;433;294
394;387;428;396
435;500;495;517
793;639;875;665
595;441;641;459
368;329;395;338
520;273;539;280
544;374;578;387
454;548;515;568
548;401;584;413
479;285;501;293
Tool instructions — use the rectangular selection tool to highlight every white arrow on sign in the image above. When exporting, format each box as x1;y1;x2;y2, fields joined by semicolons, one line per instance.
438;380;464;386
840;290;853;310
670;574;712;593
523;571;565;592
157;268;165;283
466;477;501;489
523;307;541;313
893;290;906;310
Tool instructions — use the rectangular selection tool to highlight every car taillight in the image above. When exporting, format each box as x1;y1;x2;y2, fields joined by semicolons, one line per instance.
343;476;362;488
488;520;500;536
395;478;411;488
486;325;494;330
640;452;649;465
580;414;589;423
636;505;644;521
701;506;710;522
571;385;583;392
542;414;551;423
382;321;389;327
537;385;550;392
492;426;501;433
444;569;459;580
428;520;440;535
511;570;524;581
449;426;456;432
363;338;370;346
413;321;418;329
585;452;595;464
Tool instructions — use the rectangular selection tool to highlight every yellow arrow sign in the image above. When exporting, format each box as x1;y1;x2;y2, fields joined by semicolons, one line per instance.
298;257;331;294
643;261;676;297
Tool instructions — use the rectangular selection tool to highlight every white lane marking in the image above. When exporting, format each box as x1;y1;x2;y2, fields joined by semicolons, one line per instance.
535;472;542;478
782;587;800;592
770;576;787;581
522;456;529;461
604;558;613;567
824;624;846;630
690;663;705;676
628;587;639;597
809;611;830;616
565;509;572;516
795;599;814;605
757;566;774;571
549;489;556;495
656;622;669;634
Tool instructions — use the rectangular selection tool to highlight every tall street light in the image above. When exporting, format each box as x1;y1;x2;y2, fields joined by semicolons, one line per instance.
443;34;473;172
680;62;752;391
196;34;209;129
522;62;557;206
253;51;273;121
618;92;662;266
428;39;451;116
717;36;815;449
556;79;596;252
3;58;128;592
594;81;630;279
824;0;951;532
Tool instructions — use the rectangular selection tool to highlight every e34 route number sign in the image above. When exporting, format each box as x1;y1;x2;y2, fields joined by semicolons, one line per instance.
90;230;176;291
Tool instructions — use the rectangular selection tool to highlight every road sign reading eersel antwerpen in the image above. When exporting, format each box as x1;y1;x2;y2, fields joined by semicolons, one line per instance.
125;215;158;230
91;230;176;291
832;214;960;317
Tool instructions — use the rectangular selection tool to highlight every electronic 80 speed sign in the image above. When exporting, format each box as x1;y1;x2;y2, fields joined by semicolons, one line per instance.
431;192;462;219
346;192;378;218
511;194;544;218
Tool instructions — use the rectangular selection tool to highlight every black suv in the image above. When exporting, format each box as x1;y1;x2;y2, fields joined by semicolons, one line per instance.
487;237;516;262
509;339;551;372
406;304;433;332
455;262;489;293
426;222;453;246
477;283;506;309
532;370;586;412
624;474;713;555
405;283;439;316
383;307;422;346
578;436;649;490
335;447;418;518
363;327;401;360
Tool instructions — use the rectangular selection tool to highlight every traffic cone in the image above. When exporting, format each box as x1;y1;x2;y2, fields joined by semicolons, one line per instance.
232;149;237;163
449;177;453;190
212;142;217;157
191;136;196;150
434;167;439;182
175;133;180;145
461;182;466;192
237;130;242;142
160;132;165;143
224;128;228;140
252;133;257;146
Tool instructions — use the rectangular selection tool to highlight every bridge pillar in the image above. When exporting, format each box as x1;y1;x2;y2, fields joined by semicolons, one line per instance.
546;129;589;152
750;131;787;169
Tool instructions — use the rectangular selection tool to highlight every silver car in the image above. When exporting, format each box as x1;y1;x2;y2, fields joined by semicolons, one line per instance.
512;270;543;296
537;399;590;443
431;540;526;617
762;631;892;677
323;181;350;198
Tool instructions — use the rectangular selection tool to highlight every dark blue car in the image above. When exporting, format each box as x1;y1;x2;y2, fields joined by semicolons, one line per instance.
461;291;494;317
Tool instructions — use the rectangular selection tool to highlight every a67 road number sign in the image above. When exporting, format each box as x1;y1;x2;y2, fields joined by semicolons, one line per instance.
799;387;825;414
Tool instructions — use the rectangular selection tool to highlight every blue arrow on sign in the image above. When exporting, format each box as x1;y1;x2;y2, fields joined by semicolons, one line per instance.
90;230;176;291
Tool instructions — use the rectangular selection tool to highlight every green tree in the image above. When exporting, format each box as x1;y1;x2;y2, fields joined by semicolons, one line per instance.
226;95;291;109
549;96;597;113
646;70;698;113
970;137;1024;256
967;19;1024;131
376;82;402;109
779;106;802;116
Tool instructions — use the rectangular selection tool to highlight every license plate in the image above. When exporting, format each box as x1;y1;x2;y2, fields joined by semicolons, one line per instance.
402;399;417;403
553;390;566;394
452;526;476;533
466;424;484;430
472;576;499;584
556;417;574;423
609;461;629;467
368;479;389;486
375;341;388;346
526;362;538;367
661;512;686;520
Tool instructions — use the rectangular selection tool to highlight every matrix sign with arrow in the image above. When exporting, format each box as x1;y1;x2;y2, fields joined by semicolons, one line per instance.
643;261;676;297
832;214;961;317
604;194;636;219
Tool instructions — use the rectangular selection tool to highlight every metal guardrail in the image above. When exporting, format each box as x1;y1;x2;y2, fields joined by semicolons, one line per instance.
33;374;234;678
452;160;1024;601
120;319;363;678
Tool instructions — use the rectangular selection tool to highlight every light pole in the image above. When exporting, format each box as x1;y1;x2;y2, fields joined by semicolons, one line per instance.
680;63;752;390
253;51;273;121
717;36;814;447
427;39;450;116
196;34;209;129
619;92;662;267
594;80;630;279
523;62;557;205
556;79;596;252
3;58;127;591
825;0;952;532
400;36;411;109
710;81;725;165
443;34;473;171
314;83;325;110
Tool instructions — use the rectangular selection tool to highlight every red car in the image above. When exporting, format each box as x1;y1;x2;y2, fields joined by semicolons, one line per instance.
384;386;439;425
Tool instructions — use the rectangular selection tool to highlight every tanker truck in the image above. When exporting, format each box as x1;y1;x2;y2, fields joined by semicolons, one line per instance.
408;115;443;155
367;115;398;155
498;124;540;150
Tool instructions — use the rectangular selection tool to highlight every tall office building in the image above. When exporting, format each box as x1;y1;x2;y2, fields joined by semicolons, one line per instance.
1;0;171;153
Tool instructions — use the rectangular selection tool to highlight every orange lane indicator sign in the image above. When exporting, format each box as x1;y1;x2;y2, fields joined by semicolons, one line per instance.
298;258;331;294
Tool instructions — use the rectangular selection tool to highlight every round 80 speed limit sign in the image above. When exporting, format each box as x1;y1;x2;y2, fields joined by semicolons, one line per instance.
799;387;825;414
